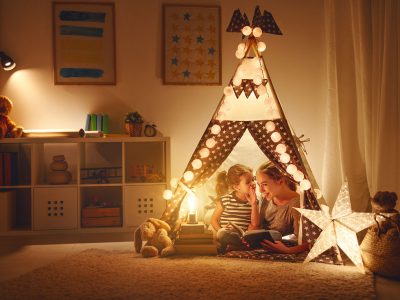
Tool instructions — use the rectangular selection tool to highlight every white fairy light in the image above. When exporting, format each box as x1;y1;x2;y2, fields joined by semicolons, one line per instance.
252;27;262;38
271;132;282;143
253;75;263;85
257;42;266;52
235;50;245;59
300;179;311;190
276;144;287;154
170;177;179;188
199;147;210;158
265;121;275;132
183;171;194;182
293;170;304;182
286;164;298;175
241;26;252;36
163;189;173;200
191;159;202;170
232;77;242;86
211;124;221;135
223;86;233;96
206;138;216;148
237;42;246;51
279;153;290;164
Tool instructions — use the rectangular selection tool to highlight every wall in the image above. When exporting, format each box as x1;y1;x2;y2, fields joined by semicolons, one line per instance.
0;0;327;188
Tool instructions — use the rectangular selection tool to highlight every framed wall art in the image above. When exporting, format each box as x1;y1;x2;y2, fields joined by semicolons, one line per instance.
163;4;221;85
53;2;116;85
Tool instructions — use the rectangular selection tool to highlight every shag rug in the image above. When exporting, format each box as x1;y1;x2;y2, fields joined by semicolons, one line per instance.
0;249;375;300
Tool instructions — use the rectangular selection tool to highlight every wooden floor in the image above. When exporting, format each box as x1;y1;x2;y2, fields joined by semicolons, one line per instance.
0;233;399;299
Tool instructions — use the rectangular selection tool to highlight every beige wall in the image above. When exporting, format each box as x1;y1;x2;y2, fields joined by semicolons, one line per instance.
0;0;327;183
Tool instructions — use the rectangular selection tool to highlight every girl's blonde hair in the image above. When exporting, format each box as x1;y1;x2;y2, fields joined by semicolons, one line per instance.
257;161;297;191
215;164;253;197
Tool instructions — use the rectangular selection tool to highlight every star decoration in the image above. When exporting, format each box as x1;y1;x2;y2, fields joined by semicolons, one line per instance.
295;182;387;272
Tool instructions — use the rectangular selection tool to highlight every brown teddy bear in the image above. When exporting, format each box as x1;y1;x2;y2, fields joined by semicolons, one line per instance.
0;95;23;139
134;218;176;258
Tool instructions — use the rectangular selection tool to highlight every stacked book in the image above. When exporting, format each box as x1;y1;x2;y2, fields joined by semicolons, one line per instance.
84;114;109;133
0;152;18;186
174;222;217;255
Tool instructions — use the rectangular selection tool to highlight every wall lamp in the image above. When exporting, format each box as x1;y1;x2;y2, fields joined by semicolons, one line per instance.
0;51;16;71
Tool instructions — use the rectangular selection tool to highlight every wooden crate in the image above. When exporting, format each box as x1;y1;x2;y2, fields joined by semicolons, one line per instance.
81;207;121;227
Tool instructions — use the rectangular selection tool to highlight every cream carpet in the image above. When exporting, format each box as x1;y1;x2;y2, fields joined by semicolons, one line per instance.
0;249;375;300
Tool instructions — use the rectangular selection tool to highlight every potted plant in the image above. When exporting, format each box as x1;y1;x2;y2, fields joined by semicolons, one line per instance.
125;111;144;137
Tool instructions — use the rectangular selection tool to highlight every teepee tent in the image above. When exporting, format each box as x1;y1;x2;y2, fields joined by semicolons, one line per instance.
161;7;336;263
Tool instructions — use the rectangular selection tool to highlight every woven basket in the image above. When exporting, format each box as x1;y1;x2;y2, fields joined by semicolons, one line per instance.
125;123;143;137
360;226;400;279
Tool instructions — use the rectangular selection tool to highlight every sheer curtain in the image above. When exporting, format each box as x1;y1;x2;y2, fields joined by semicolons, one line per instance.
322;0;399;211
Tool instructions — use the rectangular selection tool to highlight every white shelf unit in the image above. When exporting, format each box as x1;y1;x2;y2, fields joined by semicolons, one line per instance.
0;136;170;235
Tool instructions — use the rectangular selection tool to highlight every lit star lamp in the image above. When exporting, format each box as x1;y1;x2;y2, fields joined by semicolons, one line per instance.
295;182;386;272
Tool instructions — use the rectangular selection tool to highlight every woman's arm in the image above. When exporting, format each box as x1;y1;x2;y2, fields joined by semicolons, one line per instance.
210;200;224;231
260;240;309;254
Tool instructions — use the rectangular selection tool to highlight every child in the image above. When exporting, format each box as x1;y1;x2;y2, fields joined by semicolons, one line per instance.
210;164;259;253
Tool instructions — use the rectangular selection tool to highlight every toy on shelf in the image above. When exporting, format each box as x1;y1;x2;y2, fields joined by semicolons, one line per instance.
47;155;72;184
0;95;23;139
130;164;164;182
80;166;122;184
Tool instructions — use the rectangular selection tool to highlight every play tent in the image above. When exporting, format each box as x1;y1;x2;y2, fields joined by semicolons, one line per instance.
161;7;336;263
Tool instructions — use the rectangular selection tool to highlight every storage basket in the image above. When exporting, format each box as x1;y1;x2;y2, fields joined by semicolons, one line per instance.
360;218;400;279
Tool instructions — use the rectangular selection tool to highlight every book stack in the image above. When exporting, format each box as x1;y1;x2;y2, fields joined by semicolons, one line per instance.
85;114;109;133
0;152;18;186
174;222;217;255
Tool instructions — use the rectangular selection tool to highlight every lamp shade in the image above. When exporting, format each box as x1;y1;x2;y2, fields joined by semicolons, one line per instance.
0;51;16;71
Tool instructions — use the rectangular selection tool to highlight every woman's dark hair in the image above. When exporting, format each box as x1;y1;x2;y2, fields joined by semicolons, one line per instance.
257;161;297;191
215;164;253;197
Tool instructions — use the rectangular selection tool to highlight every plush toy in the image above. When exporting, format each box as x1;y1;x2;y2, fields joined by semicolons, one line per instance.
0;95;23;139
134;218;176;258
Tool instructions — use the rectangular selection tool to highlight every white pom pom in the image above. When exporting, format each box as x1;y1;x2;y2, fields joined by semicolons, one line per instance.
314;189;323;199
206;138;216;148
279;153;290;164
235;50;245;59
293;170;304;182
223;86;233;96
252;27;262;38
257;85;267;95
233;77;242;86
300;179;311;190
170;178;179;188
253;75;263;85
286;164;297;175
276;144;287;154
241;26;252;36
257;42;266;52
237;43;246;51
265;121;275;132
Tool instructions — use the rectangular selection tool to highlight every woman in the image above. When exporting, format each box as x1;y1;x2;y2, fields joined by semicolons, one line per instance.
256;161;309;254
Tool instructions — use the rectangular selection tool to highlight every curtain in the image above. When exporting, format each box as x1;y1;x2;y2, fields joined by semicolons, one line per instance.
322;0;399;211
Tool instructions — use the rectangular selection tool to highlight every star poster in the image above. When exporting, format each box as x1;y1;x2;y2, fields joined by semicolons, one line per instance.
163;5;221;84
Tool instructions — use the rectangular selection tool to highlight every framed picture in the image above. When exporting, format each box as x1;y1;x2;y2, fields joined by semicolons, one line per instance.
163;4;221;85
53;2;116;85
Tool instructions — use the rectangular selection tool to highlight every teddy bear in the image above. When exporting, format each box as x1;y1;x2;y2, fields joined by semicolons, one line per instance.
0;95;23;139
134;217;176;258
370;191;399;234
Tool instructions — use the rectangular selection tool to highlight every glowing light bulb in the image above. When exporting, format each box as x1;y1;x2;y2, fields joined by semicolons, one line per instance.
237;43;246;51
286;164;297;175
211;124;221;135
253;75;263;85
241;26;252;36
199;148;210;158
279;153;290;164
183;171;194;182
206;138;216;148
191;159;202;170
271;132;282;143
233;77;242;86
299;179;311;190
170;178;179;188
265;121;275;132
252;27;262;38
163;189;173;200
276;144;287;154
257;42;266;52
293;170;304;182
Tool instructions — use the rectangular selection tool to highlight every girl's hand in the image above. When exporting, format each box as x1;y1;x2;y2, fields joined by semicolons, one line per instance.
245;183;257;205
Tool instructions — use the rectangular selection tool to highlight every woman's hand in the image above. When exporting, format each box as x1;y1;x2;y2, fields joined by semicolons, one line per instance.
260;240;291;254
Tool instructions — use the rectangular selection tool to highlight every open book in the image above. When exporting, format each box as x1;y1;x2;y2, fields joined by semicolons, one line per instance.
228;222;282;248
